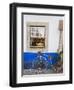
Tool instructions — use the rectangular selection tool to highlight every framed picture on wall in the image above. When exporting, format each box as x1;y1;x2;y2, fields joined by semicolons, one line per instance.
10;3;72;87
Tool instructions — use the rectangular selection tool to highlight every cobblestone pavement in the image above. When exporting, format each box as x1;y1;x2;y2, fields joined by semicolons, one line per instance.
22;69;56;75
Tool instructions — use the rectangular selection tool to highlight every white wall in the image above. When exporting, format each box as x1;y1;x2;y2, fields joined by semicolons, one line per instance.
0;0;74;90
23;15;64;52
